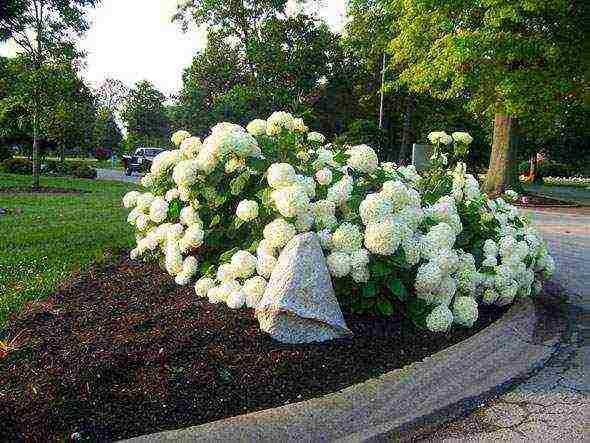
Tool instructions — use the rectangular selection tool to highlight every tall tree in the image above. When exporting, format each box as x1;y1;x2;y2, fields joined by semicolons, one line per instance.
0;0;99;188
95;78;129;115
93;108;123;153
383;0;588;195
121;80;171;150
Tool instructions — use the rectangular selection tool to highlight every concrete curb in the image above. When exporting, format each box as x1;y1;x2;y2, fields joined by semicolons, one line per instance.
125;297;565;442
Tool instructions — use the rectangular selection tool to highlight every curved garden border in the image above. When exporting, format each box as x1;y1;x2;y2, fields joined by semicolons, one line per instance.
126;296;565;442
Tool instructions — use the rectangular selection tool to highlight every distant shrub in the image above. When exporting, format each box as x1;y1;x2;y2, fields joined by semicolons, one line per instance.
95;147;112;161
536;161;577;178
0;145;13;162
71;163;97;179
0;158;32;174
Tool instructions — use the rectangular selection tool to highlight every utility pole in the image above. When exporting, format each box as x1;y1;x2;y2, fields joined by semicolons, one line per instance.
378;52;386;130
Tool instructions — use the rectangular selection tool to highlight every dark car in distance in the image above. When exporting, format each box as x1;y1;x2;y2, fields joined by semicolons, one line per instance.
122;148;165;176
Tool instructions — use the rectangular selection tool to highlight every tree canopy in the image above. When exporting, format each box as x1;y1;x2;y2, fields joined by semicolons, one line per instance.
121;80;171;150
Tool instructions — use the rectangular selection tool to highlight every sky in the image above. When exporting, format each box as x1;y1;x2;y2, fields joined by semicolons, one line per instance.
0;0;347;96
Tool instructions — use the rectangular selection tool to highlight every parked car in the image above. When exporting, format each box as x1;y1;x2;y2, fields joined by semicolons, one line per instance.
122;148;165;175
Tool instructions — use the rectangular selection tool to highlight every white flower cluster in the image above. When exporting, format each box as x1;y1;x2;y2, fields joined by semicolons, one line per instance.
543;176;590;188
124;117;554;335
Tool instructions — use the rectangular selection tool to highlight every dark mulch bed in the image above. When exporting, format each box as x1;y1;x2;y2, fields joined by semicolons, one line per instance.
514;193;577;207
0;186;89;195
0;257;507;442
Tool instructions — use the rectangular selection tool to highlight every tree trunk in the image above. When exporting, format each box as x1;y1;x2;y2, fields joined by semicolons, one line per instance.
32;109;40;190
398;94;416;164
482;113;519;196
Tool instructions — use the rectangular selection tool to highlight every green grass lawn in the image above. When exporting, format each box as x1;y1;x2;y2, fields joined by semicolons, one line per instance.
0;173;138;326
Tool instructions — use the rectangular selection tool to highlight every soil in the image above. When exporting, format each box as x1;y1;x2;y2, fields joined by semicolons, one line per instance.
514;193;577;207
0;256;507;442
0;186;89;195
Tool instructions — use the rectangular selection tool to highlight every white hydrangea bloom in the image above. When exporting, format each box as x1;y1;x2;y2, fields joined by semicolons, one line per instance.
135;214;150;231
397;165;421;183
267;163;297;189
415;261;443;297
165;188;181;202
327;175;353;204
331;223;363;253
220;130;260;158
171;130;191;147
381;162;397;174
359;193;393;225
151;150;181;176
217;263;238;282
296;175;316;199
272;185;310;218
180;206;201;226
182;255;199;276
351;266;370;283
167;223;185;240
231;250;257;278
195;146;219;173
195;277;216;298
314;148;335;169
227;288;246;309
315;168;333;186
425;305;453;333
364;218;402;256
326;252;352;278
207;286;222;304
402;234;422;266
123;191;141;208
149;198;169;223
236;200;259;221
246;119;267;136
308;132;325;143
135;192;155;213
349;248;370;268
180;136;202;159
217;280;241;304
243;276;267;308
181;224;204;249
172;160;199;188
311;200;338;229
452;296;478;327
427;131;453;145
452;132;473;145
263;218;296;248
256;239;277;258
432;249;460;274
165;240;183;275
266;111;295;135
421;223;456;259
346;144;378;173
257;254;277;278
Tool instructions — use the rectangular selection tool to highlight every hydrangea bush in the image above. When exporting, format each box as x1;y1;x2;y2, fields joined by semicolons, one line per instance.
122;112;555;333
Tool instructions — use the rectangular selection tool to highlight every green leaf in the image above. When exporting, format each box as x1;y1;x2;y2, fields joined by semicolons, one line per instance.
167;199;182;221
376;299;395;317
233;217;245;230
219;247;238;263
200;185;218;203
209;214;221;228
230;171;250;195
369;260;392;277
387;278;408;301
362;281;378;298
